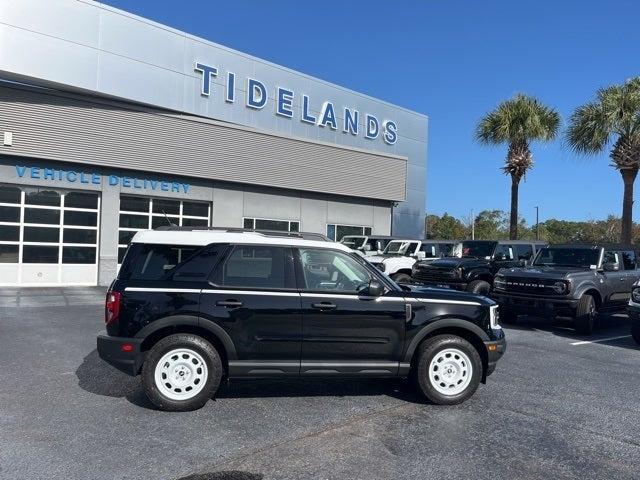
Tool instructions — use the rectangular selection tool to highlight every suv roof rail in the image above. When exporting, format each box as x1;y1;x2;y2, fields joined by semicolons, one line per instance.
153;225;331;242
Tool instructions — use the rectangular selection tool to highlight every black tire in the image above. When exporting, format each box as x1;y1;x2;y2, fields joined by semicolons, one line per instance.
574;294;596;335
467;279;491;295
500;309;518;325
412;334;482;405
631;320;640;344
392;273;412;284
142;333;223;412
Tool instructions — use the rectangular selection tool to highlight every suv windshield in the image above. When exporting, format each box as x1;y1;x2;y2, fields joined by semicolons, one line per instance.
533;247;600;268
460;241;497;258
384;241;416;255
340;236;366;249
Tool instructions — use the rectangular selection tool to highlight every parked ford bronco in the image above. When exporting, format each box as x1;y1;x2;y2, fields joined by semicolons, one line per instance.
367;239;456;283
492;244;640;334
340;235;396;256
629;281;640;344
97;229;505;411
412;240;546;294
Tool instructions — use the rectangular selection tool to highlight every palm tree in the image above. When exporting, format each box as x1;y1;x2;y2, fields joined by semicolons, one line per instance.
476;94;560;239
567;78;640;245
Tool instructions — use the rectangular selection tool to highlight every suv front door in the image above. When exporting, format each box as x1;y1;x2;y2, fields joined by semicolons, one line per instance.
601;250;628;307
201;245;302;376
295;248;406;376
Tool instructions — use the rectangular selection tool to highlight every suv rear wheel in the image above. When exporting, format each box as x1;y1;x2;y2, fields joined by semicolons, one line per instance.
413;334;482;405
574;294;596;335
467;279;491;295
142;333;223;411
392;272;412;284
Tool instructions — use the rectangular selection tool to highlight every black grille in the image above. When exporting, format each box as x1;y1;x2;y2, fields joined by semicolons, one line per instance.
500;277;563;295
413;266;457;283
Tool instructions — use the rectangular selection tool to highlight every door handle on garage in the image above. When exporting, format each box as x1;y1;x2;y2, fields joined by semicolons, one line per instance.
216;300;243;308
311;302;337;310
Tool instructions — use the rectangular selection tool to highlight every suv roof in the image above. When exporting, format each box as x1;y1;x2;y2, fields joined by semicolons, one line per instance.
547;243;637;250
155;226;330;242
422;239;457;243
461;239;547;245
133;229;351;250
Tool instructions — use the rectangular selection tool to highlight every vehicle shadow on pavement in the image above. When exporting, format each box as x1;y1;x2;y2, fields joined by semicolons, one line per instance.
175;471;263;480
505;313;638;350
76;349;425;410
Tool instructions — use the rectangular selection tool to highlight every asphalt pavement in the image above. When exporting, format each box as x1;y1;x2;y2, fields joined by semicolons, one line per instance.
0;287;638;480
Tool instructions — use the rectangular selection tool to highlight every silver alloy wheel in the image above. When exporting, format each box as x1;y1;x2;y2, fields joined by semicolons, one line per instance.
154;348;208;401
428;347;473;396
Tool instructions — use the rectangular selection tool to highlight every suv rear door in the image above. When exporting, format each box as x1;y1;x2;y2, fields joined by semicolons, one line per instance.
201;244;302;376
295;248;406;376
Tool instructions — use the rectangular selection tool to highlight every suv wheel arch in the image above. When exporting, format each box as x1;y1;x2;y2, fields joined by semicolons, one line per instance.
575;286;602;310
403;319;490;378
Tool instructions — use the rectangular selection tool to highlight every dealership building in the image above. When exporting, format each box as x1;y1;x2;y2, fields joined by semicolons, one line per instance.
0;0;428;286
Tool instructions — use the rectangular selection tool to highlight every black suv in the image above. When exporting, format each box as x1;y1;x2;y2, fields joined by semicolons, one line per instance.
412;240;546;295
629;281;640;344
492;244;640;334
97;229;505;411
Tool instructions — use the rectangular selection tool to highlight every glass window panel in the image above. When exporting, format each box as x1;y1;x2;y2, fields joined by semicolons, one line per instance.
120;244;200;280
24;226;59;243
0;185;21;204
0;244;19;263
25;189;60;206
118;230;138;245
62;246;96;264
255;219;289;231
152;216;179;229
622;251;637;270
336;225;366;242
220;246;286;289
298;248;372;293
181;218;208;227
64;210;97;227
243;218;255;229
0;225;19;241
326;224;336;241
152;199;180;215
364;227;372;236
65;191;99;209
23;245;59;263
290;222;300;232
120;196;149;213
0;206;20;223
25;208;60;225
119;214;149;229
63;229;97;244
182;202;209;217
118;246;129;264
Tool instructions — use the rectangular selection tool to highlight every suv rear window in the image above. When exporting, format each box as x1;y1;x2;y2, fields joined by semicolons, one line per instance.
216;245;290;289
119;243;225;281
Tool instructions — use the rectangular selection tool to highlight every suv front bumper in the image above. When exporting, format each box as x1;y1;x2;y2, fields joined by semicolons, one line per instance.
492;291;579;316
484;336;506;377
97;331;145;376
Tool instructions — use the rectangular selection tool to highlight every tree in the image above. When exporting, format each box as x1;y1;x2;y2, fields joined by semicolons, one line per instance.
473;210;508;239
425;213;467;239
567;77;640;244
476;94;560;239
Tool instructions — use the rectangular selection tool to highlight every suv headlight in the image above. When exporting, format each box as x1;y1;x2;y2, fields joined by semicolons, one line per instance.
494;275;506;290
552;281;569;294
489;305;501;329
632;287;640;303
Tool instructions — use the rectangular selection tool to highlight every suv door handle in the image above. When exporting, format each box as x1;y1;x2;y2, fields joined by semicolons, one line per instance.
311;302;337;310
216;300;243;308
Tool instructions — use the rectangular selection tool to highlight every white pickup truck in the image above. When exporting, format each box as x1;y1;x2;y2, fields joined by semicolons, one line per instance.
366;239;457;283
340;235;397;257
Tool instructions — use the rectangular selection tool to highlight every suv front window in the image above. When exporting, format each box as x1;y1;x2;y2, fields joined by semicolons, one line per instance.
533;247;600;268
218;246;288;289
299;248;372;293
460;241;497;259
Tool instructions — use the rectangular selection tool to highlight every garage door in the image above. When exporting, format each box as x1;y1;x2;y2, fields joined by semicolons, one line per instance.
0;184;100;286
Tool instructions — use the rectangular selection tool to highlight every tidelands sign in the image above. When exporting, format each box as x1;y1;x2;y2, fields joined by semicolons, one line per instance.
195;61;398;145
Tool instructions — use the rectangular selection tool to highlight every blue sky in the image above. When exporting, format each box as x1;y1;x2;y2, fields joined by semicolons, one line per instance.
102;0;639;226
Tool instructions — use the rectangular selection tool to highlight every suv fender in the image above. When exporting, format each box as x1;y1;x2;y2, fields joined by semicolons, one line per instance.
402;318;490;364
135;314;238;360
573;283;602;307
466;268;492;282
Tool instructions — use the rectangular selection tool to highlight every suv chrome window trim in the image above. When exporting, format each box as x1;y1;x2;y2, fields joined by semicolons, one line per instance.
124;287;202;293
202;288;300;297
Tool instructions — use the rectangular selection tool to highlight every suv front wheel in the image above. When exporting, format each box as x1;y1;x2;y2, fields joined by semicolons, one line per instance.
413;334;482;405
142;333;223;411
574;294;596;335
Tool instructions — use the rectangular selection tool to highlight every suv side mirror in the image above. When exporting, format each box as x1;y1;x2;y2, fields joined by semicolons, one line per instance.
603;261;620;272
363;279;384;297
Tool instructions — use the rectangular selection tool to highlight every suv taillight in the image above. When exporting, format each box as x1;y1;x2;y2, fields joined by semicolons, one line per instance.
105;291;121;325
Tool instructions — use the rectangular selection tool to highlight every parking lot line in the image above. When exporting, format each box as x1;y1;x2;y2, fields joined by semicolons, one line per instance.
570;335;632;346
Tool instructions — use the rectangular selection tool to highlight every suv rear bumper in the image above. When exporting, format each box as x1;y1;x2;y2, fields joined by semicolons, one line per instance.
97;331;145;376
492;291;579;316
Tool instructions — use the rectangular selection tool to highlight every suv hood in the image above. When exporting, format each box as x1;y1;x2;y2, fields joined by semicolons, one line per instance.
402;284;494;306
418;257;489;269
500;265;594;280
367;253;406;262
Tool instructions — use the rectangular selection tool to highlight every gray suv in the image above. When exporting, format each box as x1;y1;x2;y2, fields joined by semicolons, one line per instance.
492;244;640;334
